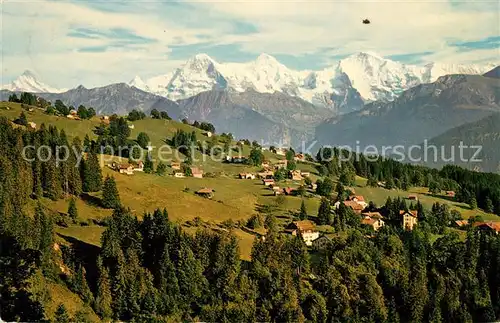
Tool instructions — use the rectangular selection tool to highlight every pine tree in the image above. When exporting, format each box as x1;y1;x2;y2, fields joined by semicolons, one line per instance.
95;257;113;319
35;202;53;270
74;264;93;304
68;198;78;221
299;200;308;220
470;197;478;210
102;175;120;209
82;151;102;192
317;198;332;225
83;135;91;152
18;111;28;126
137;132;150;149
54;304;70;323
485;197;494;213
45;158;62;201
143;154;154;174
156;162;167;176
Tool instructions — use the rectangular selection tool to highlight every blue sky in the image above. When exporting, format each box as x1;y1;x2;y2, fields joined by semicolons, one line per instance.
2;0;499;88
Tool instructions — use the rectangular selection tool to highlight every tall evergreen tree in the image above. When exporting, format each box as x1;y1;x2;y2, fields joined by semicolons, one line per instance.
95;257;113;319
317;198;332;225
82;151;102;192
156;162;167;176
67;198;78;221
143;154;154;174
102;176;120;209
299;200;308;220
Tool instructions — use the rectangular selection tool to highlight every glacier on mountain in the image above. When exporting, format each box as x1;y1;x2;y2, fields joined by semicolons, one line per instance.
129;52;496;108
2;70;66;93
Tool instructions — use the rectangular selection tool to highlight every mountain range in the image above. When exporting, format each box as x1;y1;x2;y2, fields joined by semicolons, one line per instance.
314;69;500;159
3;52;496;112
1;53;498;153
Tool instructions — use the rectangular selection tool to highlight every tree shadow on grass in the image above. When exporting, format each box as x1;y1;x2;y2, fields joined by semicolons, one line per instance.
80;193;102;208
57;233;101;293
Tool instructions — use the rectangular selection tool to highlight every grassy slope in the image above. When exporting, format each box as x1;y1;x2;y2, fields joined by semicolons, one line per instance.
2;101;497;256
2;101;497;315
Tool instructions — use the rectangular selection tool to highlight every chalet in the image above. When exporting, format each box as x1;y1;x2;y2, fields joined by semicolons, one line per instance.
408;195;418;201
191;167;204;178
205;131;213;138
361;212;383;219
301;171;310;177
347;195;367;209
294;153;305;161
284;220;319;246
446;191;456;198
263;179;275;186
283;187;297;196
173;171;185;178
270;186;281;195
115;163;134;175
472;221;500;234
66;114;81;120
274;160;288;169
312;235;332;250
289;170;303;181
171;162;181;170
361;214;385;231
239;173;256;180
101;116;110;125
69;109;77;116
195;188;215;199
257;171;274;179
401;210;418;231
309;183;318;190
133;161;144;172
261;161;271;169
275;148;286;156
343;200;365;214
28;122;36;129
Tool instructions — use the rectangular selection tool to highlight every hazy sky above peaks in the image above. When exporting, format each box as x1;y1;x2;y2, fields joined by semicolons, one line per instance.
2;0;499;88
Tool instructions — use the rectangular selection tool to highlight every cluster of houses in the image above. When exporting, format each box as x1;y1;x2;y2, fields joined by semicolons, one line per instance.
171;161;204;178
455;220;500;234
283;205;421;248
109;161;144;175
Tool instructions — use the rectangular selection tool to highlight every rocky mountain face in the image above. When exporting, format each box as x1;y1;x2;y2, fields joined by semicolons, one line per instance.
412;113;500;173
0;83;328;146
174;89;329;146
484;66;500;79
314;72;500;153
0;83;182;118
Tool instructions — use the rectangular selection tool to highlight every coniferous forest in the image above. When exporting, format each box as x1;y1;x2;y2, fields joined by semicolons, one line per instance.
1;116;500;322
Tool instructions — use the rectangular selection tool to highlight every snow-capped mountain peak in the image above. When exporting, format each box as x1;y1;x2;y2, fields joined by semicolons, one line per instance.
129;76;147;89
127;52;497;110
255;53;281;66
2;70;66;93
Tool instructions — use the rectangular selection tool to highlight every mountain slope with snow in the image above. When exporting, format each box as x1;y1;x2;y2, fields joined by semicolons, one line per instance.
129;52;496;112
2;70;66;93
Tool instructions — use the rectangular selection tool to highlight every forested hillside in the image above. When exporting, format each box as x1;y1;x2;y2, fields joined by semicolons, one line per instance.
1;98;500;322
